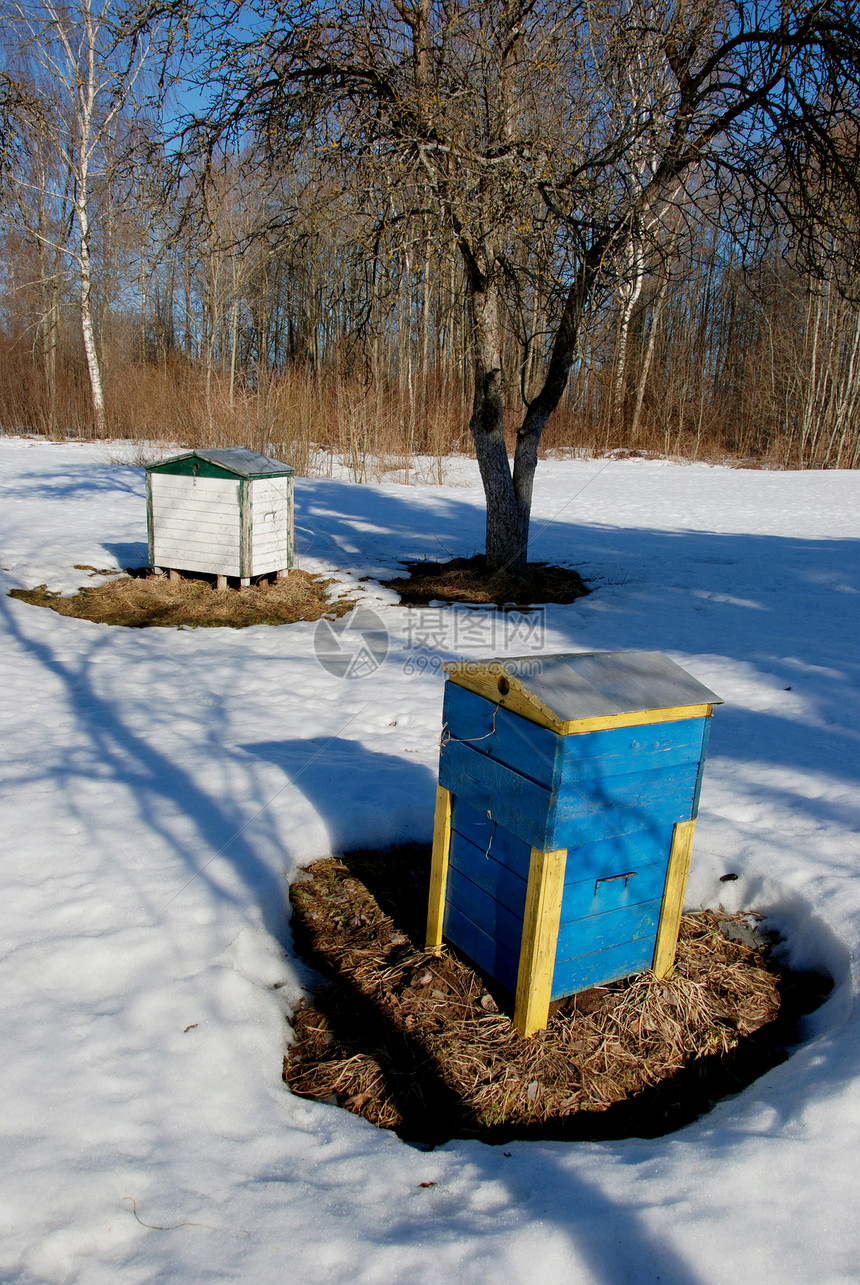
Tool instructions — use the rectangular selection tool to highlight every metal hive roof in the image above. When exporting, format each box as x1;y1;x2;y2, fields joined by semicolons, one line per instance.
148;449;294;477
445;650;722;727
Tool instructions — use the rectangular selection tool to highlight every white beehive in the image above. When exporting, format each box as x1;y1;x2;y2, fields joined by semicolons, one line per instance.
146;449;294;583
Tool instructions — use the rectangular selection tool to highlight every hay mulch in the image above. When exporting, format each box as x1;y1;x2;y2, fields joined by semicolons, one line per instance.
285;845;831;1146
9;569;357;628
381;555;589;607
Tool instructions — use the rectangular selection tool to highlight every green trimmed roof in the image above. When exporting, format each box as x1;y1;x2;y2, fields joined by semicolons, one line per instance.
146;449;294;479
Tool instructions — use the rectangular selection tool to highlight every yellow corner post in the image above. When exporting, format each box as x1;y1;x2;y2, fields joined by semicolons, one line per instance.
653;819;697;977
425;786;452;953
514;846;567;1037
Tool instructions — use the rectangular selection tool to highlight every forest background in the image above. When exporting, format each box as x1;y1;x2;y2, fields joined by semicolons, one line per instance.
1;0;860;498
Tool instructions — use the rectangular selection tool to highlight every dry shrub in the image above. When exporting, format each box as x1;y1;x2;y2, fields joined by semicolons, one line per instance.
285;848;830;1145
382;556;590;607
9;568;356;628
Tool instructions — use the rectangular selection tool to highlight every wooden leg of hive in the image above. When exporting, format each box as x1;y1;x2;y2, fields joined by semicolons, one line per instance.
514;847;567;1038
653;819;697;978
239;576;250;588
168;569;180;583
425;786;452;954
216;575;227;592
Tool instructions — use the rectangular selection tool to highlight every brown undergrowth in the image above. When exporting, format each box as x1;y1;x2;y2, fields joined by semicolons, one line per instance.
9;568;356;628
285;845;831;1145
381;555;590;607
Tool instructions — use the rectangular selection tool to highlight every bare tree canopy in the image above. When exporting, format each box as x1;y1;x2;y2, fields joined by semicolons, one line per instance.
190;0;860;570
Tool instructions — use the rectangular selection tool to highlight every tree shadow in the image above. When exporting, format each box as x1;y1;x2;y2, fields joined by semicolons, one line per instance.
0;592;295;945
240;737;437;856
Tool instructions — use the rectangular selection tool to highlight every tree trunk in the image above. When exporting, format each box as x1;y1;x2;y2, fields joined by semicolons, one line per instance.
76;182;107;437
508;256;602;571
629;277;669;445
468;282;520;573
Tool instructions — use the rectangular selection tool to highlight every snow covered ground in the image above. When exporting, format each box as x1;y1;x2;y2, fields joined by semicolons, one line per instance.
0;435;858;1283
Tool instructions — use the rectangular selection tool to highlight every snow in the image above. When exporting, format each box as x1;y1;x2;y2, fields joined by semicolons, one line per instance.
1;433;859;1283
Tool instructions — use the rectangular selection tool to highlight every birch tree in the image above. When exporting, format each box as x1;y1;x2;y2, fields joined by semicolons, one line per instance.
2;0;156;435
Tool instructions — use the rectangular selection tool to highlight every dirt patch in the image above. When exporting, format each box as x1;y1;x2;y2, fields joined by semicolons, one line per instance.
285;845;831;1146
381;555;590;607
9;569;357;628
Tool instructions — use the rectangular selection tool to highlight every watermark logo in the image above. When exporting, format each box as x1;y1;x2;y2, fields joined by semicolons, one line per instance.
313;604;546;680
313;605;390;679
402;607;545;675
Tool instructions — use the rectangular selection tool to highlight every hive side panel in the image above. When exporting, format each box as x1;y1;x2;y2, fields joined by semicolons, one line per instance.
690;716;713;819
559;718;708;783
439;739;552;850
560;848;669;924
551;936;657;999
549;762;698;849
150;474;241;574
449;799;534;878
445;865;525;950
562;826;670;886
442;800;529;992
448;817;530;916
555;898;662;961
249;477;293;576
442;904;520;992
544;793;697;851
442;684;561;789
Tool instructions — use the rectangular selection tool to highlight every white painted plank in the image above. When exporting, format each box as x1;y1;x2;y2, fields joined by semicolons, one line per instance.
250;535;288;552
250;552;290;575
152;518;240;539
247;476;291;575
250;544;284;558
250;477;289;503
252;506;288;525
152;475;239;500
151;515;241;536
152;498;239;518
154;538;240;558
155;553;241;575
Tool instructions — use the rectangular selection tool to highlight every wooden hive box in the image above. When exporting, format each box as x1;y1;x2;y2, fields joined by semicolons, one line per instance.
425;651;722;1036
146;449;294;584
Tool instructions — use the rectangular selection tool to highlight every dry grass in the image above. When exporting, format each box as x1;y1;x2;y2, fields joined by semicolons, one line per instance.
9;568;356;628
382;556;590;607
285;846;830;1145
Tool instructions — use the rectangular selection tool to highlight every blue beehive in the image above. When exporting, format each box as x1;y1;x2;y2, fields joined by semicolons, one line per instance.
425;651;722;1036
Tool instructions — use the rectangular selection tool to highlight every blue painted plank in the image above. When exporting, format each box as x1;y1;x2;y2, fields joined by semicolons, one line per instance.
439;739;553;850
548;764;697;848
450;798;533;880
550;936;656;999
548;794;699;850
443;902;520;993
555;898;662;961
691;716;713;819
448;826;530;918
559;859;668;925
562;827;670;884
442;683;561;789
445;865;526;952
559;719;708;783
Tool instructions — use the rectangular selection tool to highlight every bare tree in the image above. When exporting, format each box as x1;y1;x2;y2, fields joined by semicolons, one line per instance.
2;0;157;435
194;0;860;572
